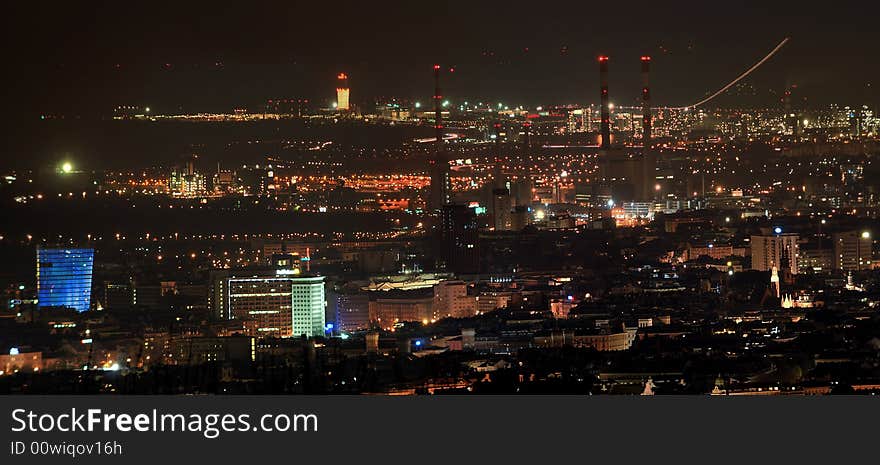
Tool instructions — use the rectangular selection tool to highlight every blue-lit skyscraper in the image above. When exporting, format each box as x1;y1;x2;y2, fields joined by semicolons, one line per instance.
36;247;94;312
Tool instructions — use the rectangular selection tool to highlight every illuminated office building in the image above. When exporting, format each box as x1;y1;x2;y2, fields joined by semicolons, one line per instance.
433;280;476;319
213;270;326;338
368;292;434;328
290;275;326;338
36;247;94;312
833;230;873;271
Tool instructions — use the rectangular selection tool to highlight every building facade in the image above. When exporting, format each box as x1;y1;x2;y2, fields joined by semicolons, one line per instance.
833;230;873;271
290;276;326;338
440;204;480;274
36;247;94;312
334;292;370;332
369;293;433;328
212;270;326;338
750;234;799;275
433;280;477;319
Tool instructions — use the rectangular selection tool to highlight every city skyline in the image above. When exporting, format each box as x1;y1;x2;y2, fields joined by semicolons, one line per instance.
3;1;880;398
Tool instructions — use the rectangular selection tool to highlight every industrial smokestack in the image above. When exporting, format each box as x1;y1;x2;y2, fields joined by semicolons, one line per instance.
434;64;443;147
641;56;651;147
429;64;450;210
522;121;531;150
599;56;610;149
493;121;503;188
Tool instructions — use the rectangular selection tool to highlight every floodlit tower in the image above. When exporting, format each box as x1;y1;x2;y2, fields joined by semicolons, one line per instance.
336;73;350;111
599;56;611;148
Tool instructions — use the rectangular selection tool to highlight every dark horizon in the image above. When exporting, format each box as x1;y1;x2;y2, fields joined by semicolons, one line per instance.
4;1;880;120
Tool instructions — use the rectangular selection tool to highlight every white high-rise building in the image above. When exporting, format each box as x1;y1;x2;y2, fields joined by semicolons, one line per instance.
291;275;326;338
751;233;799;275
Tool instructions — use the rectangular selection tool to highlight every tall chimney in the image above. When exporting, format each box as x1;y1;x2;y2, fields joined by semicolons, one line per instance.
641;56;652;147
429;64;450;210
599;56;610;149
493;121;503;188
434;64;443;147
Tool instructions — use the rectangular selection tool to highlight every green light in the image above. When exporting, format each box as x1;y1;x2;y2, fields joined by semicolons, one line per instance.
61;162;73;173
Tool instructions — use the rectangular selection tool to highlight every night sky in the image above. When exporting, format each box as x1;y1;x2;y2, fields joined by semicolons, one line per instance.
4;1;880;117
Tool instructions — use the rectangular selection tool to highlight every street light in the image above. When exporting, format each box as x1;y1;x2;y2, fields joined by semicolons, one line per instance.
858;231;871;271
